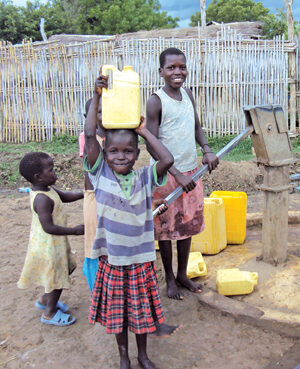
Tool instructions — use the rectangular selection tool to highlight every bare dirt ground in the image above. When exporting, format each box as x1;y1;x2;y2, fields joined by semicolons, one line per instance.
0;146;300;369
0;143;265;194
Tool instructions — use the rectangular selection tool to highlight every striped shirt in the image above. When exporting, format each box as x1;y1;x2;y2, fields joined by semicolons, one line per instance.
84;153;167;266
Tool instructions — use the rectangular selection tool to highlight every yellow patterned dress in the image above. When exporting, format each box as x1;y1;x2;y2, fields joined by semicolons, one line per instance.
17;187;77;293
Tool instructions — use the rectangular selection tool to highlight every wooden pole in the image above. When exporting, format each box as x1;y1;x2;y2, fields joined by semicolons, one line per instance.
199;0;206;27
284;0;296;133
259;165;290;265
297;29;300;131
284;0;294;41
39;18;47;42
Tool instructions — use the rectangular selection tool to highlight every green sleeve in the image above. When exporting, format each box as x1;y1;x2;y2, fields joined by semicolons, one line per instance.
152;162;168;187
83;152;102;173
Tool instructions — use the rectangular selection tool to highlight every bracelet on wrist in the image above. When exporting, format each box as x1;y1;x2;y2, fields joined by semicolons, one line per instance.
201;144;213;154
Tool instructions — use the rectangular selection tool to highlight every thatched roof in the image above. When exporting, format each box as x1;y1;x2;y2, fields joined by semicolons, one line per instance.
48;21;263;44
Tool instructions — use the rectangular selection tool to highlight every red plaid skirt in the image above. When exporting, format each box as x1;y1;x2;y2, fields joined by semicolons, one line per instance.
89;256;164;334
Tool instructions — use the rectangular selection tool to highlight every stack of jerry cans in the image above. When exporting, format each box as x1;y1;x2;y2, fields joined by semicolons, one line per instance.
191;197;227;255
209;191;247;244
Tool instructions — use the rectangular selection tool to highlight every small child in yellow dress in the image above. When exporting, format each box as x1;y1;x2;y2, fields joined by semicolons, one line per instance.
17;152;84;326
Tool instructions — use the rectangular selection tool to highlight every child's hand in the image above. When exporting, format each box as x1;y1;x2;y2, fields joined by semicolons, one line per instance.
73;224;84;235
174;173;196;193
152;198;168;215
135;116;147;136
95;74;108;95
202;152;219;173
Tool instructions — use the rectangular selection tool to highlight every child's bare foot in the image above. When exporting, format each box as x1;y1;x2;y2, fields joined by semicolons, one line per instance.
138;356;159;369
150;322;182;338
166;276;184;300
120;358;131;369
176;275;203;293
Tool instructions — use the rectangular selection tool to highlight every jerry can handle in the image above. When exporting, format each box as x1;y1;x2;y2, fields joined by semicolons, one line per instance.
101;65;116;90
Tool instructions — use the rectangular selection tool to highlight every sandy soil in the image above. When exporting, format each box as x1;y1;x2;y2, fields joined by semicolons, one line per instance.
0;148;299;369
0;144;264;194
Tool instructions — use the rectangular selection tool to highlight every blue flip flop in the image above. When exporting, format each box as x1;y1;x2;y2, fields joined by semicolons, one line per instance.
40;309;76;326
35;300;69;313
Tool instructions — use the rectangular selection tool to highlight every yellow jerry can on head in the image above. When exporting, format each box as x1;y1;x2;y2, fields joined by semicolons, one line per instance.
210;191;247;244
216;268;258;296
191;197;227;255
102;65;140;129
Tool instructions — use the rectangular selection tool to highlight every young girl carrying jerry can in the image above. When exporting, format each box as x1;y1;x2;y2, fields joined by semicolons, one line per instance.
84;75;179;369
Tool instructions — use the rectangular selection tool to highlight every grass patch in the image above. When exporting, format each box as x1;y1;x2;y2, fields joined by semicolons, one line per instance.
0;134;79;188
0;134;79;155
291;136;300;155
198;135;255;161
198;134;300;161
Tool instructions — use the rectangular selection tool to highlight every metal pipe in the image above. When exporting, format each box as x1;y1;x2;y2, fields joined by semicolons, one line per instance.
153;125;254;217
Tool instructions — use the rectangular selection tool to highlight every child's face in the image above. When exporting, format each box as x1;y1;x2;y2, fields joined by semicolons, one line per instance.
159;54;187;89
104;132;139;175
37;157;57;186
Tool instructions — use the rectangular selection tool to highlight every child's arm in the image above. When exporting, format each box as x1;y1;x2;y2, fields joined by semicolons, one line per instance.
185;88;219;172
34;194;84;235
146;95;196;192
136;117;173;178
52;187;84;203
84;75;108;168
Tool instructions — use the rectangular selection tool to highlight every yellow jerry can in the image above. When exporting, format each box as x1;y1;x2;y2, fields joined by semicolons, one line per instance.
191;198;227;255
187;252;207;279
210;191;247;244
216;268;258;296
102;65;140;129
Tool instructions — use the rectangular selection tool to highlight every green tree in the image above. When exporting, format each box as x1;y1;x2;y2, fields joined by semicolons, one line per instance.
190;0;294;39
0;0;76;43
260;8;287;39
45;0;82;35
76;0;178;35
190;0;269;25
0;0;178;43
0;0;24;43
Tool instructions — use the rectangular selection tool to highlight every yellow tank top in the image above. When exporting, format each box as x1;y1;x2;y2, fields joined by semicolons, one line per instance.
17;187;76;293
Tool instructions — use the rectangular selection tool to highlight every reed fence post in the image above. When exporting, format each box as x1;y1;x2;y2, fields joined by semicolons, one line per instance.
284;0;296;133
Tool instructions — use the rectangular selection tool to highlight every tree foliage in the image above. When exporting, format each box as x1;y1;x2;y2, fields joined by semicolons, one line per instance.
190;0;294;39
76;0;178;35
0;0;178;44
0;0;24;44
205;0;269;23
260;8;287;39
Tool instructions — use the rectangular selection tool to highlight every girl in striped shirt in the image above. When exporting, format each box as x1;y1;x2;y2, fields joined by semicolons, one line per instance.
84;75;179;369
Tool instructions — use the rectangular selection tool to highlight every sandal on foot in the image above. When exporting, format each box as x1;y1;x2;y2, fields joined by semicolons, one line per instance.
35;300;69;313
40;309;76;326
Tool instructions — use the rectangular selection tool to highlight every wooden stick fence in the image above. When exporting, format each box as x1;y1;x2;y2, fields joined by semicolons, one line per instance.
0;27;297;143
